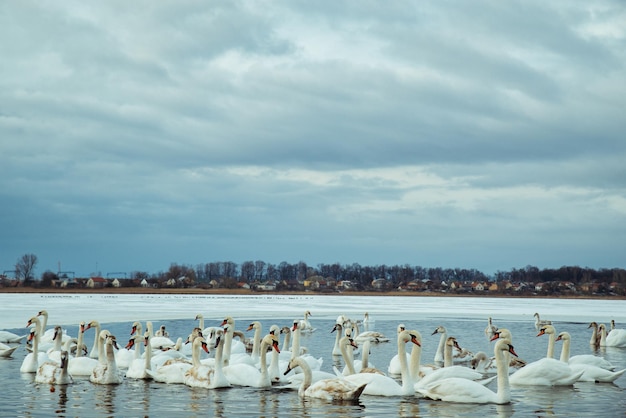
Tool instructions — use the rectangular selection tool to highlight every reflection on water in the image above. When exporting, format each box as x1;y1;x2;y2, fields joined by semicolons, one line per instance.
93;384;117;416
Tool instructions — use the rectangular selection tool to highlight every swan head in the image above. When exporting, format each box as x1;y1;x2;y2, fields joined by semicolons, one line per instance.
195;313;203;320
220;316;234;327
37;310;48;318
432;325;446;336
588;321;598;329
555;332;570;343
105;334;119;350
53;326;62;341
60;350;69;368
445;336;461;351
495;339;518;357
268;324;280;335
397;323;406;333
537;325;555;337
331;323;342;333
27;328;36;342
263;334;280;353
490;328;511;342
26;316;39;328
246;321;261;331
84;320;100;332
399;330;421;346
280;326;291;335
339;336;359;350
470;351;489;369
125;336;136;350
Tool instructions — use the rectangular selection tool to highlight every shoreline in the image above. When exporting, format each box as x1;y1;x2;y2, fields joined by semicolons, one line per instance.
1;286;624;300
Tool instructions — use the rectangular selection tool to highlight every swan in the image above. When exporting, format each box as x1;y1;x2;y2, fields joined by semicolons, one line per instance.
339;330;420;396
555;332;625;383
246;321;263;362
534;312;552;331
290;320;323;371
387;324;408;375
126;332;153;379
415;337;487;390
90;333;123;384
183;336;214;388
184;330;231;389
507;325;583;386
588;322;601;347
145;322;176;350
488;329;528;369
337;336;363;375
554;329;615;371
0;342;18;358
67;321;98;376
20;329;50;373
300;310;316;333
284;356;366;401
84;320;102;359
484;317;498;340
146;334;195;384
257;333;281;387
417;339;518;404
432;325;449;363
35;350;73;385
0;330;26;344
155;325;169;338
599;323;626;348
37;310;69;344
331;322;345;356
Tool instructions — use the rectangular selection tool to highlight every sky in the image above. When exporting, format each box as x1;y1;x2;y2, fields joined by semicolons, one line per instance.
1;1;625;278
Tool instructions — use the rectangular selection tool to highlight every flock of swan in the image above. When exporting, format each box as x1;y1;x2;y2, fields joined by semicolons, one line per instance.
2;309;625;405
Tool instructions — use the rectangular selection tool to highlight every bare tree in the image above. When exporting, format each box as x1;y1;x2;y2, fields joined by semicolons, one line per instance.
15;253;38;282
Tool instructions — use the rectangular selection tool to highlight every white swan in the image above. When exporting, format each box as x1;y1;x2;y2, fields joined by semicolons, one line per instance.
556;329;615;371
555;331;625;383
339;330;419;396
300;310;316;333
37;310;70;343
184;330;231;389
146;334;195;384
331;322;345;357
432;325;448;363
257;333;281;388
290;320;323;371
90;333;123;384
508;325;583;386
599;323;626;348
415;337;487;390
35;350;73;385
20;329;49;373
126;332;153;379
534;312;552;331
145;321;176;350
417;339;518;404
387;323;408;375
284;356;366;401
84;320;102;359
0;330;26;344
155;325;169;338
246;321;263;363
0;342;18;358
183;336;215;388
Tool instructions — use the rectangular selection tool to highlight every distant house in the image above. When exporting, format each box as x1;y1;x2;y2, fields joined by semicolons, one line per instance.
111;279;120;288
86;277;108;288
140;279;149;288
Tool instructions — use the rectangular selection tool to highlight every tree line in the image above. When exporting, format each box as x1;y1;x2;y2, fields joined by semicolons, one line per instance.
5;253;626;294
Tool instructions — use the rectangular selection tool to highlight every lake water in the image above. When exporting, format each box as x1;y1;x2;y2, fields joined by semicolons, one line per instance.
1;293;625;417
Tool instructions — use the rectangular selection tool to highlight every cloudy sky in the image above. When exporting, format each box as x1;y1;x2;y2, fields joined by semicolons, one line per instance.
1;1;625;278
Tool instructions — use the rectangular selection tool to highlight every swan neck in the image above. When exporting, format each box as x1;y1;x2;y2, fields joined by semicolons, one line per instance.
546;332;555;358
443;341;453;367
409;341;421;381
340;340;356;375
559;336;570;362
495;344;510;404
291;328;300;359
397;336;411;388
